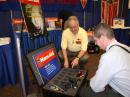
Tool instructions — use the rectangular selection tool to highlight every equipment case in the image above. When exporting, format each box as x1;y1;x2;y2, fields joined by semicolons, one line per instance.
26;43;87;97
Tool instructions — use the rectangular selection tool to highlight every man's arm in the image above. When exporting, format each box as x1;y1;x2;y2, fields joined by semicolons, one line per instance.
77;50;86;59
71;50;85;68
62;49;69;68
61;30;69;67
90;54;120;92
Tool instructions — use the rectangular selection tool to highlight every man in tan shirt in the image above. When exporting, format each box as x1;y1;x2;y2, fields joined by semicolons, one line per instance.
58;16;89;68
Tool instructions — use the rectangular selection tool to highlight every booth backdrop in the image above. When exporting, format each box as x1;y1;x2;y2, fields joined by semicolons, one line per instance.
0;0;130;93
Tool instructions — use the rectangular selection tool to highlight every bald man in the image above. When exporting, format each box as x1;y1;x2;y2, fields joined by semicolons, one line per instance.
58;16;89;68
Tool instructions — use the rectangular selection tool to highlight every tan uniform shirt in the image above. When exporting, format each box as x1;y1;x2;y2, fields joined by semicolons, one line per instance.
61;27;88;52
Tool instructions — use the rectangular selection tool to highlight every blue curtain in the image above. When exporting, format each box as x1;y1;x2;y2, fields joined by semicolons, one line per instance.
43;0;101;29
114;29;130;46
0;11;13;37
0;0;101;29
124;0;130;26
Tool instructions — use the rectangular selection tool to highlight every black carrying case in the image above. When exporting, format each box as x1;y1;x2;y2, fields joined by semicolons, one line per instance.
26;43;87;97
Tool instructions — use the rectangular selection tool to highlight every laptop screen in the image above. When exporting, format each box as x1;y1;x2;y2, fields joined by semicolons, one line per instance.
26;43;61;86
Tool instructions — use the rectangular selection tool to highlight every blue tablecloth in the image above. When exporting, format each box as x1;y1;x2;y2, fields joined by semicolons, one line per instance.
18;30;62;55
19;28;130;56
0;44;17;86
16;29;129;96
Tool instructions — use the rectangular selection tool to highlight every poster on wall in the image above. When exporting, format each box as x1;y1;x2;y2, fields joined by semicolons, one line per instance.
19;0;46;37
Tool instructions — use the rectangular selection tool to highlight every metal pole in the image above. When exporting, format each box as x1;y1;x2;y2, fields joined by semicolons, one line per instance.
11;10;37;97
10;10;27;97
84;10;86;28
16;36;27;97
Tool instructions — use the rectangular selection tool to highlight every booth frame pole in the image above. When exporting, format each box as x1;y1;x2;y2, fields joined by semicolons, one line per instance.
83;10;86;28
16;36;27;97
10;10;27;97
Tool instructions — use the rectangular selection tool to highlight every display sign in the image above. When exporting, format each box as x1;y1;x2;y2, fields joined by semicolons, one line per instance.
113;18;125;28
32;47;61;80
12;18;27;33
45;17;62;31
20;0;40;5
20;0;46;37
80;0;87;9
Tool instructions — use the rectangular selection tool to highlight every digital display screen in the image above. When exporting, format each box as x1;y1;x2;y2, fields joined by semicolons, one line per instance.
33;48;61;80
26;44;61;85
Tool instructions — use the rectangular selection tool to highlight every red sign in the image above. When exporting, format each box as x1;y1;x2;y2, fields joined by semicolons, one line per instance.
45;0;78;5
80;0;87;9
20;0;41;5
12;19;24;25
34;49;55;68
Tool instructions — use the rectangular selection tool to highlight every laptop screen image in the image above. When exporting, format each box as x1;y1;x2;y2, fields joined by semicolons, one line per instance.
26;43;61;86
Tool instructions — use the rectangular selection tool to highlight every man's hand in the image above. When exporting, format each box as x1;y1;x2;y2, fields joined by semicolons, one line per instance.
64;60;69;68
71;57;79;68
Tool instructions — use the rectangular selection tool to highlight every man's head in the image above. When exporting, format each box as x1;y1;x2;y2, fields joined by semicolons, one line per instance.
67;16;79;34
93;23;115;50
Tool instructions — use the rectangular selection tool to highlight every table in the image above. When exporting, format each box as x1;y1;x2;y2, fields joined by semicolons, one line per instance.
18;30;62;55
0;44;17;86
19;28;130;56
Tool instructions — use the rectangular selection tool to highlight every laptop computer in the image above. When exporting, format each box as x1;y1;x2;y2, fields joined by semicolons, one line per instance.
26;43;87;97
